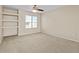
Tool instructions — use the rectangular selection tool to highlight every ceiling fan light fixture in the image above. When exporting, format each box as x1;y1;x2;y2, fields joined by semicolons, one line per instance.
32;5;38;13
32;9;38;12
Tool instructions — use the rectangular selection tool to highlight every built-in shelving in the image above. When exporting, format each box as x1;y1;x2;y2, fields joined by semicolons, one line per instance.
2;6;19;36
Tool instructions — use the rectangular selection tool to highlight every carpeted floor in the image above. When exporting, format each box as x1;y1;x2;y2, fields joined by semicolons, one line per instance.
0;33;79;53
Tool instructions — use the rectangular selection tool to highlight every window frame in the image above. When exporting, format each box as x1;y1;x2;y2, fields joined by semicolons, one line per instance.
25;15;38;29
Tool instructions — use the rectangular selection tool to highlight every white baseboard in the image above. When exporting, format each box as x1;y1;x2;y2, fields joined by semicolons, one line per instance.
42;32;79;43
18;32;41;36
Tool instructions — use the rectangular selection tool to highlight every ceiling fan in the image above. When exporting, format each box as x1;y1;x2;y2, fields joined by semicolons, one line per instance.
32;5;44;13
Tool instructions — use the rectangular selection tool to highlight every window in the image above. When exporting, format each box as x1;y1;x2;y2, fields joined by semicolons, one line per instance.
25;15;38;28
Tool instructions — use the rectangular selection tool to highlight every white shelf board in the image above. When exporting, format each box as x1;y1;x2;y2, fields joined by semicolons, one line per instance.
3;12;18;16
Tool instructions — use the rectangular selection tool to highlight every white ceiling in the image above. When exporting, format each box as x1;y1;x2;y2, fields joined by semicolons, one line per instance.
5;5;63;12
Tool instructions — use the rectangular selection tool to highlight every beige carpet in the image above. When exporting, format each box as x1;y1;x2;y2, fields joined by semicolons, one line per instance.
0;33;79;53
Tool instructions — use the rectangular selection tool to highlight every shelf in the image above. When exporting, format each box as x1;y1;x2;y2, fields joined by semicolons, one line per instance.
2;27;18;29
0;20;17;22
3;34;17;37
0;27;19;28
2;13;18;16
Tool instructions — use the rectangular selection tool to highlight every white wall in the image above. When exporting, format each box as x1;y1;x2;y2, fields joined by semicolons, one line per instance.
42;6;79;42
0;6;2;44
18;9;41;36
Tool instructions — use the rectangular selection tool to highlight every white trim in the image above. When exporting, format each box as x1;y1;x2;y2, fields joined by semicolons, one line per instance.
42;32;79;43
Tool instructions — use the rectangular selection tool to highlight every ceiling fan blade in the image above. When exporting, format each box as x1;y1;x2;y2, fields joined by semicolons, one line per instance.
37;9;44;11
